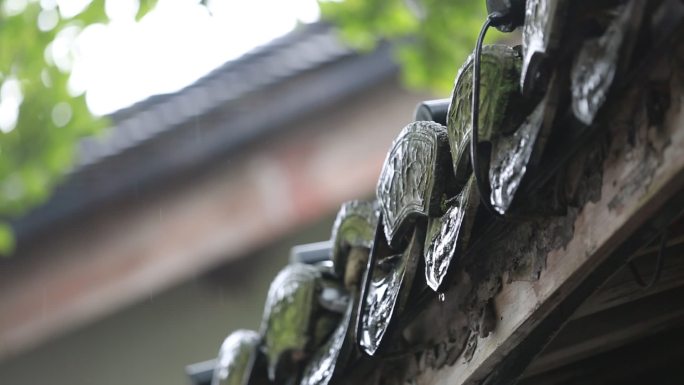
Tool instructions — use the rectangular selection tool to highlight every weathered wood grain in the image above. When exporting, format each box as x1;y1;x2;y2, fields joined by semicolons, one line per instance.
414;42;684;385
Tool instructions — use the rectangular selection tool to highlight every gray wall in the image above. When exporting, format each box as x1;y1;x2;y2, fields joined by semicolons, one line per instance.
0;216;335;385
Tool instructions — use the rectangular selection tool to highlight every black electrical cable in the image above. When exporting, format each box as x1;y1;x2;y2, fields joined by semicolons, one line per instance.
471;13;507;219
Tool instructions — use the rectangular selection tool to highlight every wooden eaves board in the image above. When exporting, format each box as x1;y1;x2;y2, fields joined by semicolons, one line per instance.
414;39;684;385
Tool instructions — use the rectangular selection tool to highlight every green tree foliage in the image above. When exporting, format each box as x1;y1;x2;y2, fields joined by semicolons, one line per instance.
318;0;507;93
0;0;156;254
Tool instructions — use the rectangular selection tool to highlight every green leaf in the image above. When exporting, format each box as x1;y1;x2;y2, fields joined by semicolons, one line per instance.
319;0;487;94
0;222;15;256
0;0;157;253
136;0;157;21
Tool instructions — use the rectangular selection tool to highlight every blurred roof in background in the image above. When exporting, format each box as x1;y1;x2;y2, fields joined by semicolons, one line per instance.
14;22;396;241
0;20;430;369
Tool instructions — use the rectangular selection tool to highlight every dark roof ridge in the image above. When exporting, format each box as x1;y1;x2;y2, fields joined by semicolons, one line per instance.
76;21;349;170
107;21;335;122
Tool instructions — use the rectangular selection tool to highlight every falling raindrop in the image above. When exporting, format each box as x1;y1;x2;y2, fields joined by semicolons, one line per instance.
51;102;72;127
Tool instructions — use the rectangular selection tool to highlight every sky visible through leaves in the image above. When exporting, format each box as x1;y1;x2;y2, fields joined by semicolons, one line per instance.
0;0;491;255
0;0;319;254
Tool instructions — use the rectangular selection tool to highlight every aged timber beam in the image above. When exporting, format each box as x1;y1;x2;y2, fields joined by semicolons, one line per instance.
414;43;684;385
524;285;684;377
518;326;684;385
571;241;684;319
